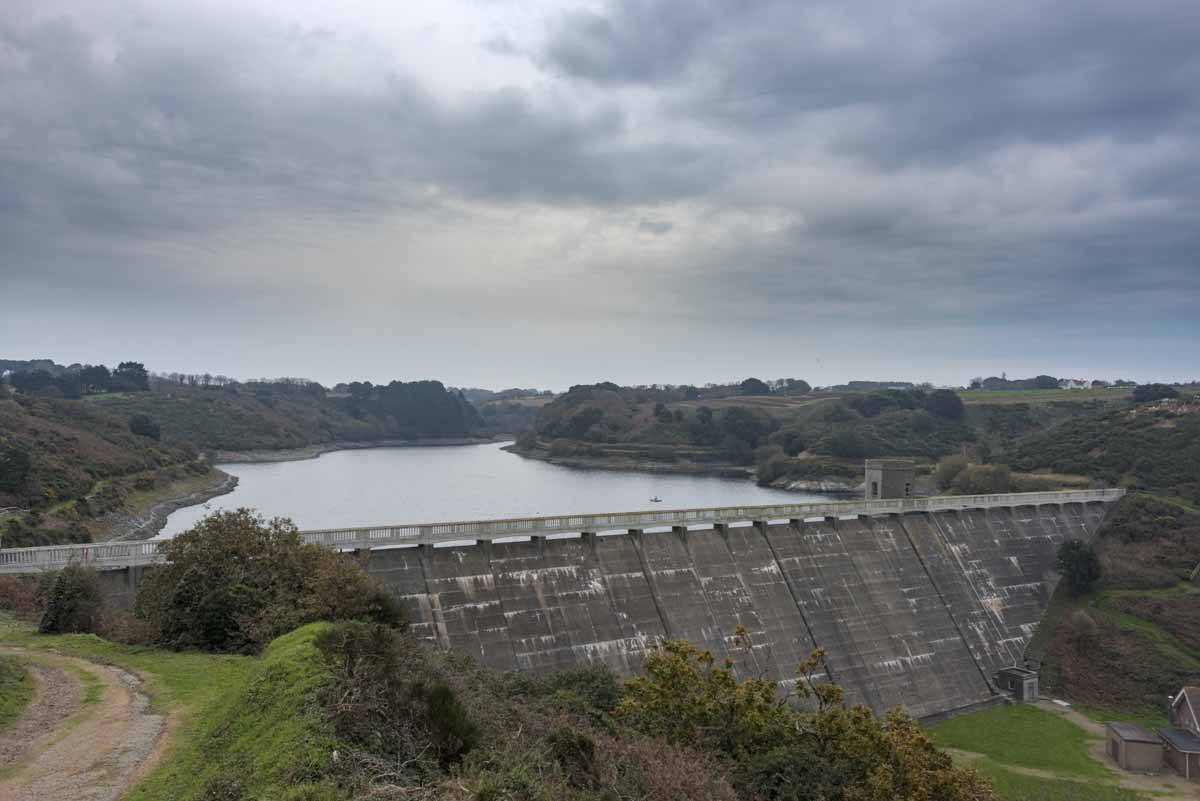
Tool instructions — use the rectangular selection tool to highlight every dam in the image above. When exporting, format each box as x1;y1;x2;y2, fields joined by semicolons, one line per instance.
0;488;1122;720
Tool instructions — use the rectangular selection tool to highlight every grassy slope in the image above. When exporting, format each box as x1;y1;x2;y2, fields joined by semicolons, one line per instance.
0;614;340;801
927;706;1142;801
0;653;33;729
1033;495;1200;720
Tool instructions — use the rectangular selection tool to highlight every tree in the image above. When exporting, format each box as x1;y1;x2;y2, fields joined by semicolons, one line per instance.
78;364;112;394
696;406;714;425
113;361;150;391
1132;383;1178;403
136;509;403;652
739;377;771;396
39;566;103;634
1056;540;1102;596
924;389;965;419
0;447;32;493
128;413;161;440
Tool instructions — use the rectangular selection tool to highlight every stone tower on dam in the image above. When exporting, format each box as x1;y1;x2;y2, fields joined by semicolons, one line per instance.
367;499;1111;720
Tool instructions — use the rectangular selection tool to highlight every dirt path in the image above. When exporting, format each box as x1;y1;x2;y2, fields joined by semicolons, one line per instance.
0;660;80;766
0;647;167;801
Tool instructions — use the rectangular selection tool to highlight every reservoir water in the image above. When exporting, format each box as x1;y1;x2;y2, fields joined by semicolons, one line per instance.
160;441;829;537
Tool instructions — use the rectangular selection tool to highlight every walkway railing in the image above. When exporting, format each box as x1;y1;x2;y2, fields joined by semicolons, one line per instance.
0;488;1123;574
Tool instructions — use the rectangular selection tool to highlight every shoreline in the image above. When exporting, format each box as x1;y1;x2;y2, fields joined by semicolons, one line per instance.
502;444;859;495
211;436;500;464
501;442;754;479
105;438;499;541
100;469;239;543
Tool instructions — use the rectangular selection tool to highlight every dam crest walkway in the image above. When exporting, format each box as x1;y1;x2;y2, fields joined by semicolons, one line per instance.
0;488;1121;574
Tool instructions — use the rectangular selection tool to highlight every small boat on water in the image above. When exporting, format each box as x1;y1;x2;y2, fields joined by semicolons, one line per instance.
649;496;663;503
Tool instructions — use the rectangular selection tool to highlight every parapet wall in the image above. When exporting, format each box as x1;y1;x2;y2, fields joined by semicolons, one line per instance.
369;501;1111;720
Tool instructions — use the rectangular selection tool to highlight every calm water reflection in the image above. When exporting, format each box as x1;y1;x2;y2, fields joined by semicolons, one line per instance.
161;442;829;536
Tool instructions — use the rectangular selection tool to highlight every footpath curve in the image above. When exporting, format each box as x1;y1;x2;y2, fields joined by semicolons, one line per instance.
0;647;167;801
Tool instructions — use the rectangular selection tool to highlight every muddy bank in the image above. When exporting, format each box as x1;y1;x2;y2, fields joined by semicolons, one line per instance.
101;470;238;543
504;443;753;479
504;444;860;495
213;436;498;464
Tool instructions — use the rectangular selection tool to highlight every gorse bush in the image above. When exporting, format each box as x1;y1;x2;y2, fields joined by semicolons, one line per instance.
315;621;741;801
136;509;403;653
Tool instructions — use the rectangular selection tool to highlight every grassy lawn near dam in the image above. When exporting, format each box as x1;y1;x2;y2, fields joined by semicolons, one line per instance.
926;703;1193;801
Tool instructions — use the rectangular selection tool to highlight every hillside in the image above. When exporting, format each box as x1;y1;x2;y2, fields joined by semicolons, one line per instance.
1033;495;1200;720
0;374;485;547
1010;396;1200;505
514;382;1116;490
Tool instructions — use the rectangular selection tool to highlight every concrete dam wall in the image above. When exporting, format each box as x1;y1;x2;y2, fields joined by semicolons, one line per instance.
368;501;1110;720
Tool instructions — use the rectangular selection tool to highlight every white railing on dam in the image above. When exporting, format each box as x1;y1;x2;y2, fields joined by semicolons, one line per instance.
0;488;1123;574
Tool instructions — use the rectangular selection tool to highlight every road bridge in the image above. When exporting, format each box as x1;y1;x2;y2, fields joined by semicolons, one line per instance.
0;488;1121;575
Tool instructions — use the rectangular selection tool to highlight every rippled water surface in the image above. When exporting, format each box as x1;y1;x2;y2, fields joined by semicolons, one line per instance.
161;441;830;536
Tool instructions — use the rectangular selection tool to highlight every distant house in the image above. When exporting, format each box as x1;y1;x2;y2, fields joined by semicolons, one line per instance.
1058;378;1089;390
1173;687;1200;732
1160;687;1200;781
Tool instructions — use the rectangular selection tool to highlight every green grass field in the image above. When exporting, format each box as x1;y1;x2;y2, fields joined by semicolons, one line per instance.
980;762;1142;801
0;653;34;729
928;705;1110;780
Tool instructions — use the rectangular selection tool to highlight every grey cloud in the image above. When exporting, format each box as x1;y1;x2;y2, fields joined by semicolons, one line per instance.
2;0;1198;387
637;219;673;235
0;10;724;252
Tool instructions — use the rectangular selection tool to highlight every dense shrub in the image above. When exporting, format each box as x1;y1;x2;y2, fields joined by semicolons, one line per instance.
128;413;162;440
924;389;965;419
737;745;841;801
949;463;1011;494
615;639;999;801
39;565;104;634
0;574;48;619
1099;494;1197;543
136;509;403;653
316;622;741;801
829;427;868;458
1009;405;1200;504
1132;383;1179;403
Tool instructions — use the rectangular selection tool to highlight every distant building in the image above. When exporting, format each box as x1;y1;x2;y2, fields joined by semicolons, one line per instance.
995;666;1038;702
864;459;915;500
1107;723;1163;772
1160;687;1200;781
1058;378;1089;390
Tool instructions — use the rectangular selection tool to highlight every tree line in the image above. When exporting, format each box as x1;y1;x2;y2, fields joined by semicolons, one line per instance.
3;361;149;398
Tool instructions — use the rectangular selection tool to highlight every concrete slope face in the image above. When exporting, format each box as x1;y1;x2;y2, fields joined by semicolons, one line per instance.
366;500;1112;720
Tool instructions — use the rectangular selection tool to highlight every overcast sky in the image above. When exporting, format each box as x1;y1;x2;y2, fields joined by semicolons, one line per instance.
2;0;1198;389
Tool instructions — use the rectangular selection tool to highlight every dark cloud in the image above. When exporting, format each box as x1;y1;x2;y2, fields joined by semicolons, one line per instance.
2;0;1198;386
